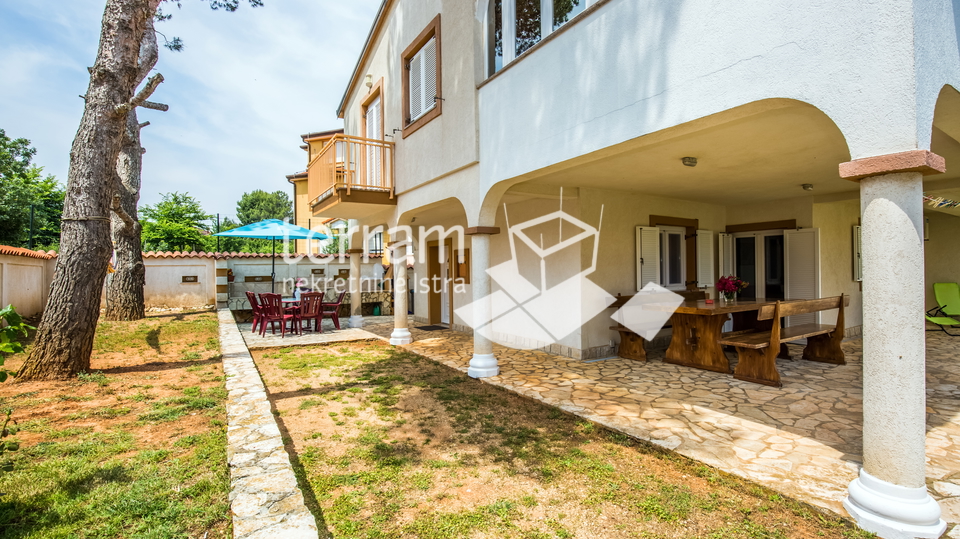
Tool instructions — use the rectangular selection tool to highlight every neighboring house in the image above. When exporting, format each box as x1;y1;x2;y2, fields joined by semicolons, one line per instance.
289;130;385;255
295;1;960;535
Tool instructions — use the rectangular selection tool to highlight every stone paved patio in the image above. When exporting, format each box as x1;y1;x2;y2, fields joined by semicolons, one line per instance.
363;318;960;530
238;315;393;349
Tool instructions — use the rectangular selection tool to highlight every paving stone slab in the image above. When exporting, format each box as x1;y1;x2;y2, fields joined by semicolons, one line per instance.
219;309;319;539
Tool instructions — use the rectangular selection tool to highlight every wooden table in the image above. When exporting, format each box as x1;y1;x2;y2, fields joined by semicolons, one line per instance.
657;298;788;374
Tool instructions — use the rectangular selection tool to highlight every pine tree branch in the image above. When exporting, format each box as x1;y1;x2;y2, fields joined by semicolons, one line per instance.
139;100;169;111
116;73;164;115
111;192;136;232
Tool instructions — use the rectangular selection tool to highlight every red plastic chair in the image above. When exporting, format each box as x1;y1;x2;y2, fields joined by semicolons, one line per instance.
245;291;263;333
298;292;325;333
321;290;348;330
258;293;300;338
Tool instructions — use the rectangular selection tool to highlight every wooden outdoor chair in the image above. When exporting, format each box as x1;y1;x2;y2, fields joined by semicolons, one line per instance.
298;292;325;333
245;291;264;334
321;290;348;330
718;295;848;387
259;293;300;338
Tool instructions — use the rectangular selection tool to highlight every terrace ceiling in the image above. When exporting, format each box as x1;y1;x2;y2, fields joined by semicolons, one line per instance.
522;99;960;206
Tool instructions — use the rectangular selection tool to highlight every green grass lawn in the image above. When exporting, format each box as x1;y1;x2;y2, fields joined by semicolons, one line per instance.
255;343;875;539
0;311;229;539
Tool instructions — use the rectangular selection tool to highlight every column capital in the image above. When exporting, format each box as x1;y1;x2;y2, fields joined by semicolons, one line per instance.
346;248;365;254
839;150;945;182
465;226;501;236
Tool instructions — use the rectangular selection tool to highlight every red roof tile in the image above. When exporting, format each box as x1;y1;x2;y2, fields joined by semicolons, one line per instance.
140;251;381;259
0;245;56;260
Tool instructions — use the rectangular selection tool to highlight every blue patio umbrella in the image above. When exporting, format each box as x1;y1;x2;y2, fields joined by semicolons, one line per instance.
213;219;327;292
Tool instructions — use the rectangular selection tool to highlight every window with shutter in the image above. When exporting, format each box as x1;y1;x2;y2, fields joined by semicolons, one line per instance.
402;15;442;138
408;37;437;122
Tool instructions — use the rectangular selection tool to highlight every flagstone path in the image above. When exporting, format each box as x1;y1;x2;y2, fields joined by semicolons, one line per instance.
238;315;393;349
363;318;960;531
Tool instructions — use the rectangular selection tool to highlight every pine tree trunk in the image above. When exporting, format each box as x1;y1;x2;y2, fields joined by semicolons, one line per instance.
17;0;159;381
105;109;146;322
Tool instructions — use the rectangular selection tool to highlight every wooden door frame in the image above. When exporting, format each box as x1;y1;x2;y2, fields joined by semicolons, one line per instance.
360;77;384;140
427;240;454;325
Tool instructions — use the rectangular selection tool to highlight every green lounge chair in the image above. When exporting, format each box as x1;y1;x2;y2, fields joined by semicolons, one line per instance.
931;282;960;317
926;314;960;336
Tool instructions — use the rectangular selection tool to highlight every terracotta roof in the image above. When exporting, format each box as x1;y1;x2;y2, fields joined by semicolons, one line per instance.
286;170;308;181
0;245;57;260
142;251;381;259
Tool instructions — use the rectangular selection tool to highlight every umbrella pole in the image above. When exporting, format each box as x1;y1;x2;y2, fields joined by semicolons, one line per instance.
271;238;276;293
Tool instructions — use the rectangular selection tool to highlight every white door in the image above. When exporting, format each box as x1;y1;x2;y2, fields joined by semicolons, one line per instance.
636;226;660;291
440;248;450;324
365;95;382;187
784;228;821;327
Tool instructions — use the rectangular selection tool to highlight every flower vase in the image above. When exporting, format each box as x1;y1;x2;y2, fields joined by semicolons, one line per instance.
721;292;736;303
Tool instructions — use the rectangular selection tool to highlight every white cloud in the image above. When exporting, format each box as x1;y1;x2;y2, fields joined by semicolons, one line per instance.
0;0;381;219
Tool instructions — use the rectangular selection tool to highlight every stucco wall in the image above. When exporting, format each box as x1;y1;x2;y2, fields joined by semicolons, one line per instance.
924;211;960;310
140;259;217;308
812;198;864;331
478;0;930;202
727;197;814;229
0;254;53;317
578;188;727;354
342;0;479;195
129;255;387;309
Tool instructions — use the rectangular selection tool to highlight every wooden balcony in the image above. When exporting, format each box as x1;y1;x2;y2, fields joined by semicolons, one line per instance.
307;134;396;218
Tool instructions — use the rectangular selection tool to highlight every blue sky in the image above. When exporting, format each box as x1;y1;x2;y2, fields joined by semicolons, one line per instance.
0;0;380;219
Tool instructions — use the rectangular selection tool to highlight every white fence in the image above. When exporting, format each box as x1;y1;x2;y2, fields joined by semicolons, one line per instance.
0;247;390;316
0;247;56;318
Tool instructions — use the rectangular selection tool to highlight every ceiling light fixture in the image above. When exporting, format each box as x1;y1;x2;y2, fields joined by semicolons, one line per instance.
802;183;814;191
681;157;698;167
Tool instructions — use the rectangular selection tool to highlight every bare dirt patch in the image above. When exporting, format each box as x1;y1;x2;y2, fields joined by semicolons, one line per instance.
0;310;229;539
254;342;873;539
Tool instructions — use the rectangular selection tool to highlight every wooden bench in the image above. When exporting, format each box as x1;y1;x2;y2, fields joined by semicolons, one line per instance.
610;290;707;362
717;295;849;387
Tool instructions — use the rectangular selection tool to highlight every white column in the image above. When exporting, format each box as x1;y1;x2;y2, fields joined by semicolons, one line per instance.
843;171;945;538
502;0;517;65
467;233;498;378
348;249;363;328
389;241;412;345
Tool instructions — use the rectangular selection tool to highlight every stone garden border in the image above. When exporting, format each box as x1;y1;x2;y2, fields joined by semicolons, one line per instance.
218;309;319;539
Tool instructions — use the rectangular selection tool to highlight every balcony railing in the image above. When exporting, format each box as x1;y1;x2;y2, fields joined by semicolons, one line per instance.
307;134;395;207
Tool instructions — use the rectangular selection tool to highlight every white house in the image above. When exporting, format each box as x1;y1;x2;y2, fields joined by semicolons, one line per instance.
296;1;960;536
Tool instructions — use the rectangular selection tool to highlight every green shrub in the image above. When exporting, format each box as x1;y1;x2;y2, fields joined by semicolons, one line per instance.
0;305;32;479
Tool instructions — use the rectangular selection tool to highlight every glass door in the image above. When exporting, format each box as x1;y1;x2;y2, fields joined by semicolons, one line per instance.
763;235;785;300
734;236;757;299
733;231;785;300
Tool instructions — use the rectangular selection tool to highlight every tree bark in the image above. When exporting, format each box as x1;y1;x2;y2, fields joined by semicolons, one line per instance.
105;16;160;323
105;109;146;321
17;0;160;381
